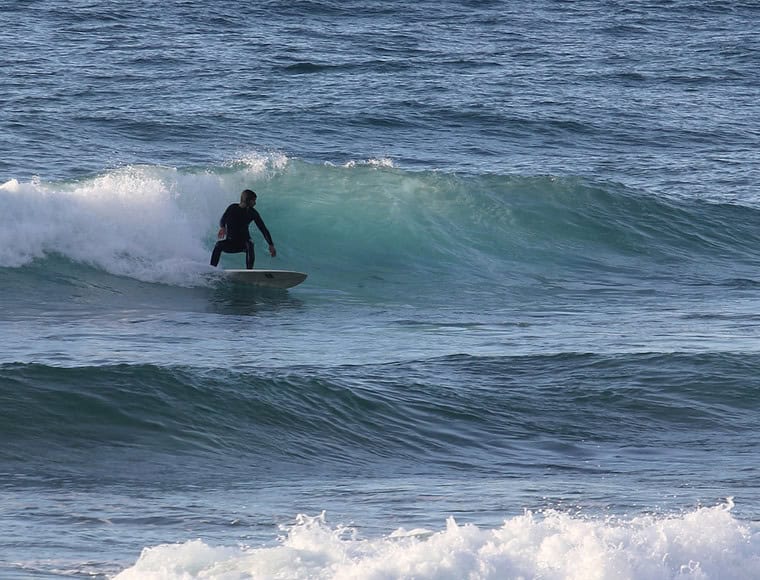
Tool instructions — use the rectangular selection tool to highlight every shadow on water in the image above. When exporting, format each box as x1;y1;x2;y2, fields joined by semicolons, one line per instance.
204;279;306;316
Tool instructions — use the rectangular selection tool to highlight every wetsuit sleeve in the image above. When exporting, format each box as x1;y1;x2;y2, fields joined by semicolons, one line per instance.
219;204;236;228
252;210;274;246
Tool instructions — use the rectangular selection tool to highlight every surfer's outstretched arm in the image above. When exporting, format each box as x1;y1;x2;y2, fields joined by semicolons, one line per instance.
252;211;276;257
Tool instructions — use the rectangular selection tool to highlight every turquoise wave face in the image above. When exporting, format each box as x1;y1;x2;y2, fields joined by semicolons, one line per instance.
3;156;760;293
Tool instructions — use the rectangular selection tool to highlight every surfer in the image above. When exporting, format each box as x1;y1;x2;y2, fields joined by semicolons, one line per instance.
210;189;277;269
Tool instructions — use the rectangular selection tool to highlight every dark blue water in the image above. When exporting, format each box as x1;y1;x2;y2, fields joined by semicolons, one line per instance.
2;1;760;578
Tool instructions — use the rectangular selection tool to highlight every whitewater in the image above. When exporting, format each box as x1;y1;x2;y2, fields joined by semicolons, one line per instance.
115;505;758;580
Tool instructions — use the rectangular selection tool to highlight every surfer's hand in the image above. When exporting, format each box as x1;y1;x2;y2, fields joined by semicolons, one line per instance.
269;244;277;257
217;227;226;240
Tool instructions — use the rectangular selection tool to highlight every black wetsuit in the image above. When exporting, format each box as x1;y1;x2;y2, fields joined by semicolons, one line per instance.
210;204;274;269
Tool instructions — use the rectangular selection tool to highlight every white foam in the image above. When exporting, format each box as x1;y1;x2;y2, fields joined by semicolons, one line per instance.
114;501;760;580
0;156;289;286
228;151;290;175
337;158;395;169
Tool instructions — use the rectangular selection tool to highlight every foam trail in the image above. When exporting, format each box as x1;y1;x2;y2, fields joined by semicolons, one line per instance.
0;156;284;285
114;501;760;580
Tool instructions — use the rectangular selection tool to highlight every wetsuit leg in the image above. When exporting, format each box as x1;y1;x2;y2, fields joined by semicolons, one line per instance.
245;240;255;269
211;239;247;267
210;241;224;267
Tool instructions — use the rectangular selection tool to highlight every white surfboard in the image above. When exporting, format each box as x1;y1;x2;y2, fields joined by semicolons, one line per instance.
224;269;307;289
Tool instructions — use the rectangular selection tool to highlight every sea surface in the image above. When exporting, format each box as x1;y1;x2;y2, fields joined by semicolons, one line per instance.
2;1;760;578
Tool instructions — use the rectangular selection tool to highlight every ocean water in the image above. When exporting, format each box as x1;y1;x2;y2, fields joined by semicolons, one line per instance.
2;1;760;578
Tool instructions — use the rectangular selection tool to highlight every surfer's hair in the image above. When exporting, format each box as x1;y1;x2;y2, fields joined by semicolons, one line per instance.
241;189;257;204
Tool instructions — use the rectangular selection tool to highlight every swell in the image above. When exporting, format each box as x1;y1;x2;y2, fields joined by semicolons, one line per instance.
2;352;758;467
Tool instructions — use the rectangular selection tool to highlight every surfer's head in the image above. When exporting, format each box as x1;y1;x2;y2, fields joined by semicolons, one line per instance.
240;189;257;207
